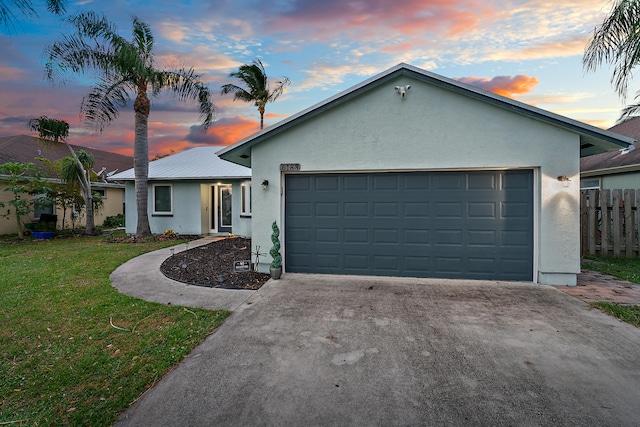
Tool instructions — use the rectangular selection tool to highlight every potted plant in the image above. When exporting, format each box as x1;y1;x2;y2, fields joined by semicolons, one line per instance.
31;214;57;239
269;220;282;279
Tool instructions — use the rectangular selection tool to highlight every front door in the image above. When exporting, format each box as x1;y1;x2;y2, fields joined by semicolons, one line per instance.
217;185;232;233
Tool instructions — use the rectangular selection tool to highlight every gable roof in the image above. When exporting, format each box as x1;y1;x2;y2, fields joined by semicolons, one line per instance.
108;146;251;181
581;117;640;176
0;134;133;178
218;63;634;168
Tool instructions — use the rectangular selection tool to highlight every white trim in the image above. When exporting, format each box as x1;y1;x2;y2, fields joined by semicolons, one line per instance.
580;177;601;190
281;167;536;282
152;184;173;215
219;185;233;229
209;185;218;233
532;167;540;284
241;181;252;216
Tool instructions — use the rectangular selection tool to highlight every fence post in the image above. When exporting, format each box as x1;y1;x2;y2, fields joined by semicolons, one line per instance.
588;189;598;256
624;189;635;257
601;189;610;257
613;189;623;257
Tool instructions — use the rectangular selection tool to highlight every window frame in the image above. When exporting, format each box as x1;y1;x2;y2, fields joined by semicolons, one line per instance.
152;184;173;216
240;181;252;217
580;177;601;191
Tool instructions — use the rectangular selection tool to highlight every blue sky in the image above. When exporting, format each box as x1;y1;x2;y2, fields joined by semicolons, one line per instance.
0;0;631;157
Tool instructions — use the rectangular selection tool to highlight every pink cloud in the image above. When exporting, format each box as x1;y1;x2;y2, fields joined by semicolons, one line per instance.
455;75;540;98
267;0;498;40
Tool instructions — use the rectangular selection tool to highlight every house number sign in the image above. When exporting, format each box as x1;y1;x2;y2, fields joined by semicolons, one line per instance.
234;260;251;272
280;163;301;172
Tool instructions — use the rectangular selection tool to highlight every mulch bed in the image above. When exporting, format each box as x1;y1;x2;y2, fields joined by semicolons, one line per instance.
160;237;271;290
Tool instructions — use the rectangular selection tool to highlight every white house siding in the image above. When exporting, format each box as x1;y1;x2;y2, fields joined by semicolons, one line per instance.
602;172;640;190
250;75;580;285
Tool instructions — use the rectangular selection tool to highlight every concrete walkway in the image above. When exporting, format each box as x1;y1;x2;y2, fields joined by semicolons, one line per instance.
110;236;262;312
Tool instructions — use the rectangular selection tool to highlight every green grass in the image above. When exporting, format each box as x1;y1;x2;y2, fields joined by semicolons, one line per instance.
583;256;640;327
0;235;231;425
582;256;640;284
590;302;640;327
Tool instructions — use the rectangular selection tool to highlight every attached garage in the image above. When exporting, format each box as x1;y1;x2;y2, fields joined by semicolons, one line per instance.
285;170;533;281
218;63;633;286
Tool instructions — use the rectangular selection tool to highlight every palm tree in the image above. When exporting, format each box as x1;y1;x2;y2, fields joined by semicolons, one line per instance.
221;59;290;130
44;12;215;237
29;115;98;235
1;0;66;31
584;0;640;119
61;150;98;235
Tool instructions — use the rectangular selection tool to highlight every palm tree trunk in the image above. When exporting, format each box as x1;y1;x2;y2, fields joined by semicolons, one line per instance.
134;89;152;238
259;105;265;130
64;141;96;235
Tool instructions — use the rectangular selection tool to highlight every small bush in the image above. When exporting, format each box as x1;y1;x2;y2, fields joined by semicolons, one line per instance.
103;213;125;228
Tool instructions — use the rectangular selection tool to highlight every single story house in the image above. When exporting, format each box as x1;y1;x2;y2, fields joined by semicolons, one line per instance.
580;117;640;190
109;146;251;236
218;63;632;286
0;134;132;234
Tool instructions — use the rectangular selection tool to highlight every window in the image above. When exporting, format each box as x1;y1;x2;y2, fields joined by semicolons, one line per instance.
241;181;252;216
93;188;106;198
33;194;54;219
153;184;172;215
580;178;601;190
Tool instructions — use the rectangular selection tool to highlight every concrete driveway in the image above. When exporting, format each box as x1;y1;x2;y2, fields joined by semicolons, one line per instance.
116;274;640;426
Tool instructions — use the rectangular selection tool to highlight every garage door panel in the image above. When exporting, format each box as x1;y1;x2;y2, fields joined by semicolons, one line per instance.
315;176;340;191
373;229;399;244
373;202;399;217
434;174;463;190
501;202;531;218
285;171;533;280
404;202;429;217
373;175;399;190
468;172;497;190
468;202;497;218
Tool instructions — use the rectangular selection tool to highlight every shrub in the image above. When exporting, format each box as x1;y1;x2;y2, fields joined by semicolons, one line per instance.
103;213;125;228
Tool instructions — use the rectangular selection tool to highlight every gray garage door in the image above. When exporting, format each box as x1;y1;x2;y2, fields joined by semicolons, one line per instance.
285;170;533;281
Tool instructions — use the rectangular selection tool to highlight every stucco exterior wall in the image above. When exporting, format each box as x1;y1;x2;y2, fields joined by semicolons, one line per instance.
250;76;581;285
0;183;124;235
123;180;251;237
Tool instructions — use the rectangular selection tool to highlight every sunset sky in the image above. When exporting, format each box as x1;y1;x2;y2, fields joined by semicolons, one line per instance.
0;0;632;158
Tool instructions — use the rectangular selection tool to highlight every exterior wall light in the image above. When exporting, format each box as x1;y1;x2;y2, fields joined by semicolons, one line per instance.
557;175;571;187
261;180;269;190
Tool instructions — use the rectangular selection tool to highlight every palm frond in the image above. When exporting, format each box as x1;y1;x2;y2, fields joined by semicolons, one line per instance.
158;68;215;129
44;12;125;84
81;73;133;133
46;0;66;14
220;83;254;102
584;0;640;99
131;16;154;63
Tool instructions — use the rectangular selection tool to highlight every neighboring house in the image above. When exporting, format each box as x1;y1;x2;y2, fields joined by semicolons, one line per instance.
218;63;632;286
108;146;251;236
580;117;640;190
0;135;132;234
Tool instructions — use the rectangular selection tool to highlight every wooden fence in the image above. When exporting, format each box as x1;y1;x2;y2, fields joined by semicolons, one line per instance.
581;189;639;257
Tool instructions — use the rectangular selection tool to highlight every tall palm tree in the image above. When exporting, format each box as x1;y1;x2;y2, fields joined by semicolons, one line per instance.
221;59;290;130
584;0;640;119
44;12;215;237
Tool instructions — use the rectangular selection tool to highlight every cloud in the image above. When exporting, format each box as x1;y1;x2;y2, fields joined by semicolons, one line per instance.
455;75;539;98
266;0;499;41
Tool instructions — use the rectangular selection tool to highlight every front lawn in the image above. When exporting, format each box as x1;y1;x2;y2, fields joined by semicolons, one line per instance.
583;256;640;327
0;235;230;425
